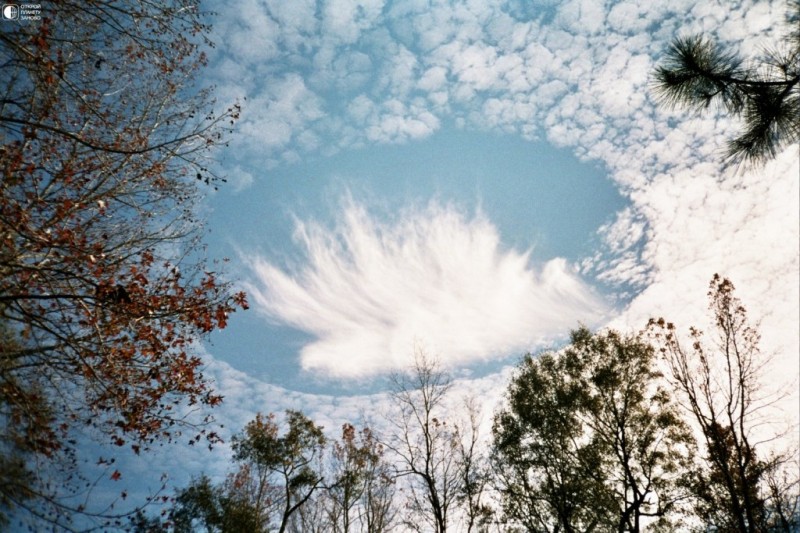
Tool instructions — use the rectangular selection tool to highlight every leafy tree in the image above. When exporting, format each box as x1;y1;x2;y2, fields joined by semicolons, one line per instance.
170;475;228;533
492;328;694;532
652;0;799;166
232;411;327;533
129;508;171;533
648;275;800;532
166;472;266;533
0;0;245;526
162;411;326;533
571;328;695;532
161;415;396;533
493;349;615;532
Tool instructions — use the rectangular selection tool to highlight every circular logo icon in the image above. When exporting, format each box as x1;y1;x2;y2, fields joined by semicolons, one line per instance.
3;4;19;20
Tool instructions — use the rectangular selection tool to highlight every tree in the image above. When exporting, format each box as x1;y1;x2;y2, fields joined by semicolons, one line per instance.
385;350;460;532
358;434;397;533
0;0;245;526
385;349;486;533
232;411;327;533
455;398;494;533
163;411;326;533
492;328;694;532
571;328;695;532
170;475;234;533
492;349;615;533
651;0;799;167
166;471;270;533
161;415;396;533
648;275;800;531
324;423;396;533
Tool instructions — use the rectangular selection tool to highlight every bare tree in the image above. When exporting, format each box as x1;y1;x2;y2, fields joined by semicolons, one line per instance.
359;439;397;533
385;349;466;533
455;397;494;533
289;489;329;533
648;275;799;531
322;423;396;533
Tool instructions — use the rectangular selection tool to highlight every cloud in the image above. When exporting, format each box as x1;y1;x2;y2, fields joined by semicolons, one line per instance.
207;0;798;428
232;74;325;165
243;198;608;378
322;0;386;45
208;0;791;177
228;165;255;192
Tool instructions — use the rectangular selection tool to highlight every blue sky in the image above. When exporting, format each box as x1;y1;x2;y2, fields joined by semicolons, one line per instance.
75;0;799;518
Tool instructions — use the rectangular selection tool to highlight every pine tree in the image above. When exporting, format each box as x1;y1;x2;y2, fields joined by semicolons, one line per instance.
652;1;799;167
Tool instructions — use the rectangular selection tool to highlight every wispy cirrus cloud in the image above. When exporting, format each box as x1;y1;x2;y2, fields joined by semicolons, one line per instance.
243;198;608;378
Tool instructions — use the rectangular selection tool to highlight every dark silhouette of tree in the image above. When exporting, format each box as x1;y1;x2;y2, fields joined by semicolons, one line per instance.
492;328;694;532
165;469;278;533
162;411;326;533
0;0;245;527
652;1;799;167
648;275;800;532
232;411;327;533
493;349;614;533
168;474;252;533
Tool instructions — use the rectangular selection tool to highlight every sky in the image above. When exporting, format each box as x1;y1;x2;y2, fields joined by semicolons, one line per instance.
71;0;800;519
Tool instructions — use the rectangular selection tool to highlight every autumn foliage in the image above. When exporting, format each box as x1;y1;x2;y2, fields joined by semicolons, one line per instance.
0;0;246;524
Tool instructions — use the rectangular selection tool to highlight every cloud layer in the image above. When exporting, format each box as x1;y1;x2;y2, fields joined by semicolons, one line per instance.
211;0;798;434
244;199;607;377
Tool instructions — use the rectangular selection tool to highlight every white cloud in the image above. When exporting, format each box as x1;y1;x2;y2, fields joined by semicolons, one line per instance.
236;74;325;153
322;0;386;44
331;50;374;92
229;165;255;192
345;98;440;143
601;148;800;437
265;0;319;50
557;0;608;35
243;198;608;378
220;0;281;63
210;0;792;180
375;42;420;97
207;0;798;432
418;66;449;92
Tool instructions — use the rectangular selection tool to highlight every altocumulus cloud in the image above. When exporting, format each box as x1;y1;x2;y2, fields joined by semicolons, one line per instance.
244;198;608;378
